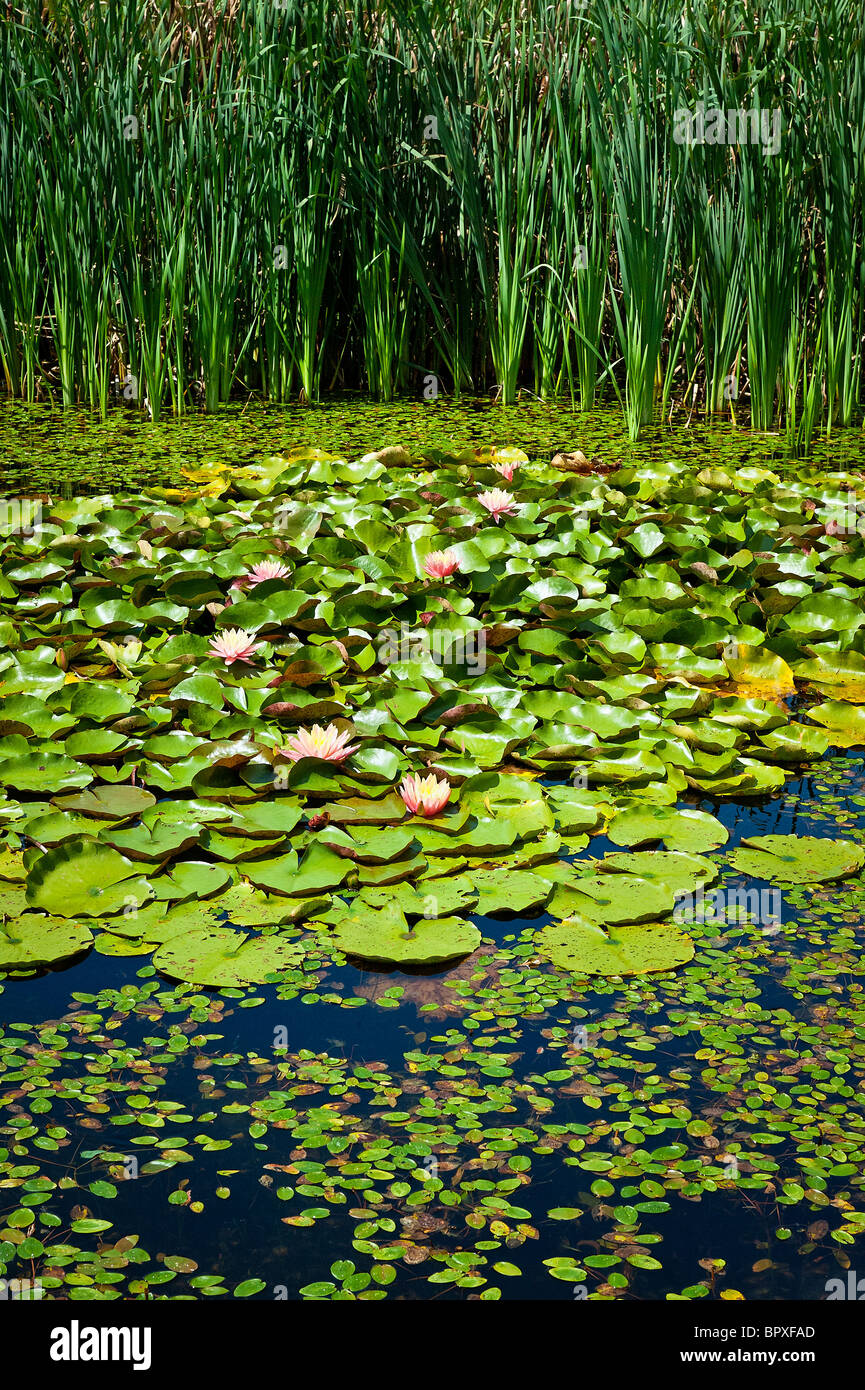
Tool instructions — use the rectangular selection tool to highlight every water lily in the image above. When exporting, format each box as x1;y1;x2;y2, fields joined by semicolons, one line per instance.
400;772;451;817
423;549;460;579
97;637;143;672
478;488;518;522
208;628;261;665
230;559;291;597
233;558;291;591
493;460;518;482
280;723;358;763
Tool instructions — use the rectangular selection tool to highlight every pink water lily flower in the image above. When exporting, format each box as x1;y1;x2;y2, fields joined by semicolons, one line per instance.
246;558;291;586
423;550;460;580
231;558;291;594
478;488;518;522
280;723;358;764
493;460;518;482
400;772;451;817
208;628;261;665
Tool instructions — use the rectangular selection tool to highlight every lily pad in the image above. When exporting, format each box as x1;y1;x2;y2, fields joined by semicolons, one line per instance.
0;914;94;969
600;850;718;894
536;916;695;976
328;900;480;965
606;805;728;852
25;839;153;918
727;835;865;884
547;872;678;925
471;869;553;915
153;927;305;985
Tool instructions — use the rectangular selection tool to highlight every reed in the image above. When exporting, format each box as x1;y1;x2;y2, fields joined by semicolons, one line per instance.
0;0;861;451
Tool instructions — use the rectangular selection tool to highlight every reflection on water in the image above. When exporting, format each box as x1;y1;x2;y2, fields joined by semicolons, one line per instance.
2;752;865;1299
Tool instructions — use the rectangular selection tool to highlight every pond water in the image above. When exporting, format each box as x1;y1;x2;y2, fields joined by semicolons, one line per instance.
2;751;864;1302
2;399;865;1305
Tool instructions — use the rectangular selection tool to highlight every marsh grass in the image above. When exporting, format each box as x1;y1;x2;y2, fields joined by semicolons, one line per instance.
0;0;861;449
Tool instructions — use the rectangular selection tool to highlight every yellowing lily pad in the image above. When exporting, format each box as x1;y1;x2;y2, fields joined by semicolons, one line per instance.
153;927;305;985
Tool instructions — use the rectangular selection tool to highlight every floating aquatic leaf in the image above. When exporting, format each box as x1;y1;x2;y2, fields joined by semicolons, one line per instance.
727;835;865;884
606;805;728;852
0;913;93;968
599;850;718;894
546;871;678;925
471;869;552;915
806;701;865;748
153;927;305;985
536;915;694;976
328;900;480;965
25;839;152;918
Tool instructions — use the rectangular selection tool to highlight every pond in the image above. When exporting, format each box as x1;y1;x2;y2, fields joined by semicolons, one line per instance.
1;402;865;1305
2;396;864;497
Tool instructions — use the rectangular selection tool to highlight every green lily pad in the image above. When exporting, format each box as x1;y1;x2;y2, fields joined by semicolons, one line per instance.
727;835;865;884
359;876;478;917
0;914;94;969
150;860;233;903
53;784;157;820
536;916;695;976
153;927;305;985
806;701;865;748
599;850;718;894
215;882;327;926
246;843;351;897
328;900;480;965
25;839;152;918
471;869;553;915
0;846;26;881
0;752;92;793
606;805;728;852
548;872;678;925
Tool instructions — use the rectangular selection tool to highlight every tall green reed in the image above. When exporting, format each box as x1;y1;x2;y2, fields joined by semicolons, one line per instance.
0;0;860;452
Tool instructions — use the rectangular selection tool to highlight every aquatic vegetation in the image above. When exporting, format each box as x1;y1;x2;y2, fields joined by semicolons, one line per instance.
4;442;865;1303
477;488;518;522
536;916;696;976
280;725;359;766
0;446;862;984
422;552;460;581
727;835;865;884
207;629;261;666
0;0;861;449
399;774;451;818
239;561;293;590
493;461;519;483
